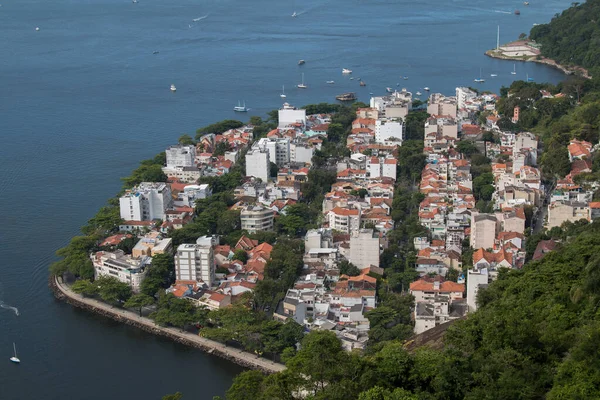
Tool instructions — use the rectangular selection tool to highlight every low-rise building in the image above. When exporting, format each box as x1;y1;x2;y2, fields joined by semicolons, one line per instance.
132;232;173;258
547;201;590;229
91;250;151;292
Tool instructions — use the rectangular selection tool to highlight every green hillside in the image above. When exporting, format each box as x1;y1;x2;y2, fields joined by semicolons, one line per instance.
530;0;600;72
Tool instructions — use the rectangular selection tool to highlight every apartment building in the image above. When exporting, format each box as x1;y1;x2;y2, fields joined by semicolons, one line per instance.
119;182;173;221
328;207;361;234
240;205;274;233
349;229;380;269
174;236;215;287
91;250;151;292
245;149;270;182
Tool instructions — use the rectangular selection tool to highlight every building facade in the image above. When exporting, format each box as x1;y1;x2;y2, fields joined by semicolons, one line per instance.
241;205;275;233
174;236;215;287
119;182;173;221
245;149;270;182
349;229;380;268
92;250;150;292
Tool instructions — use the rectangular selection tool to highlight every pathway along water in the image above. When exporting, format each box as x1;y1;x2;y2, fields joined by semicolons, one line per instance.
0;0;573;399
50;277;285;373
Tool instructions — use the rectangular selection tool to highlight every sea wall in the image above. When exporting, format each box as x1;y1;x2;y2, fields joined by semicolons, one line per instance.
49;275;285;374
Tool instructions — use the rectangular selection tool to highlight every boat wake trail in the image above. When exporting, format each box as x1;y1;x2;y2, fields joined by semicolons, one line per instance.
0;283;19;316
192;14;209;22
0;302;19;316
493;10;512;14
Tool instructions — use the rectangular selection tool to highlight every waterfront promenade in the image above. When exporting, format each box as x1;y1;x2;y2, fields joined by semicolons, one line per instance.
52;277;285;373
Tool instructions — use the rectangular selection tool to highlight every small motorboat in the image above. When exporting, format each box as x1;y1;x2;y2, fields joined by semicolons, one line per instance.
292;11;297;17
298;59;305;65
515;9;521;15
424;87;430;91
474;78;485;83
490;74;497;77
416;91;422;96
523;1;529;5
9;343;20;364
326;80;335;84
153;51;159;54
360;81;366;87
342;68;352;74
386;87;393;93
350;77;354;80
369;92;373;95
170;84;177;92
35;27;40;31
403;76;408;80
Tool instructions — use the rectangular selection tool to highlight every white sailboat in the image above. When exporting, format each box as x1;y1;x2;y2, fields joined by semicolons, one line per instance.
280;85;286;98
511;63;517;75
10;343;20;364
474;68;485;83
233;101;248;112
297;73;307;89
170;84;177;92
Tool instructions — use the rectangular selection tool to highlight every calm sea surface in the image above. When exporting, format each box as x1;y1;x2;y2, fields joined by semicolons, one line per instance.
0;0;573;398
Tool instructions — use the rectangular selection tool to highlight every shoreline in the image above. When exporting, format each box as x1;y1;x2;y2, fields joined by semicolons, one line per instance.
485;49;591;79
49;275;285;374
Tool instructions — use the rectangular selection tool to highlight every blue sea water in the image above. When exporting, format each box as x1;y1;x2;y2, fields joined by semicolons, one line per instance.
0;0;573;399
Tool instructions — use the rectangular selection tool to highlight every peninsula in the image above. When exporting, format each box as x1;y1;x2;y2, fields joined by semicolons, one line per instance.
485;39;591;78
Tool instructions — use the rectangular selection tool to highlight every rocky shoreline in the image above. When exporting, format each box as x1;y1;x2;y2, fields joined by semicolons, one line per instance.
49;275;285;374
485;50;591;79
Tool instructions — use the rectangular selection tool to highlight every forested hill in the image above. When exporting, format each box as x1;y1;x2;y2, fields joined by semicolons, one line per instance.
530;0;600;72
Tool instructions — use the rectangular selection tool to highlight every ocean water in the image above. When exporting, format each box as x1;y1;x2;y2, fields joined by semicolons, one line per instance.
0;0;572;399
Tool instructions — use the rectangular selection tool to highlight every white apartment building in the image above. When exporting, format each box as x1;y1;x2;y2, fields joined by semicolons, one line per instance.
328;207;361;234
349;229;380;268
254;137;290;166
165;144;196;169
119;182;173;221
92;250;151;292
375;119;403;145
175;236;215;286
245;149;270;182
467;267;489;312
456;87;478;110
290;142;314;165
366;157;397;180
241;205;274;233
278;103;306;129
174;184;212;207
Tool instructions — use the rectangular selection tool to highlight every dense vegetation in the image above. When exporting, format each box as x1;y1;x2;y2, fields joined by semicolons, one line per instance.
530;0;600;72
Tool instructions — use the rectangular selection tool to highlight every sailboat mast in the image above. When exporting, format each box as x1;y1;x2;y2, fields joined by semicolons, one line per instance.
496;25;500;51
13;343;16;356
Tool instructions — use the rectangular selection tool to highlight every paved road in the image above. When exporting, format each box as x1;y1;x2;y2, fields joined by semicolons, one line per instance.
55;277;285;373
